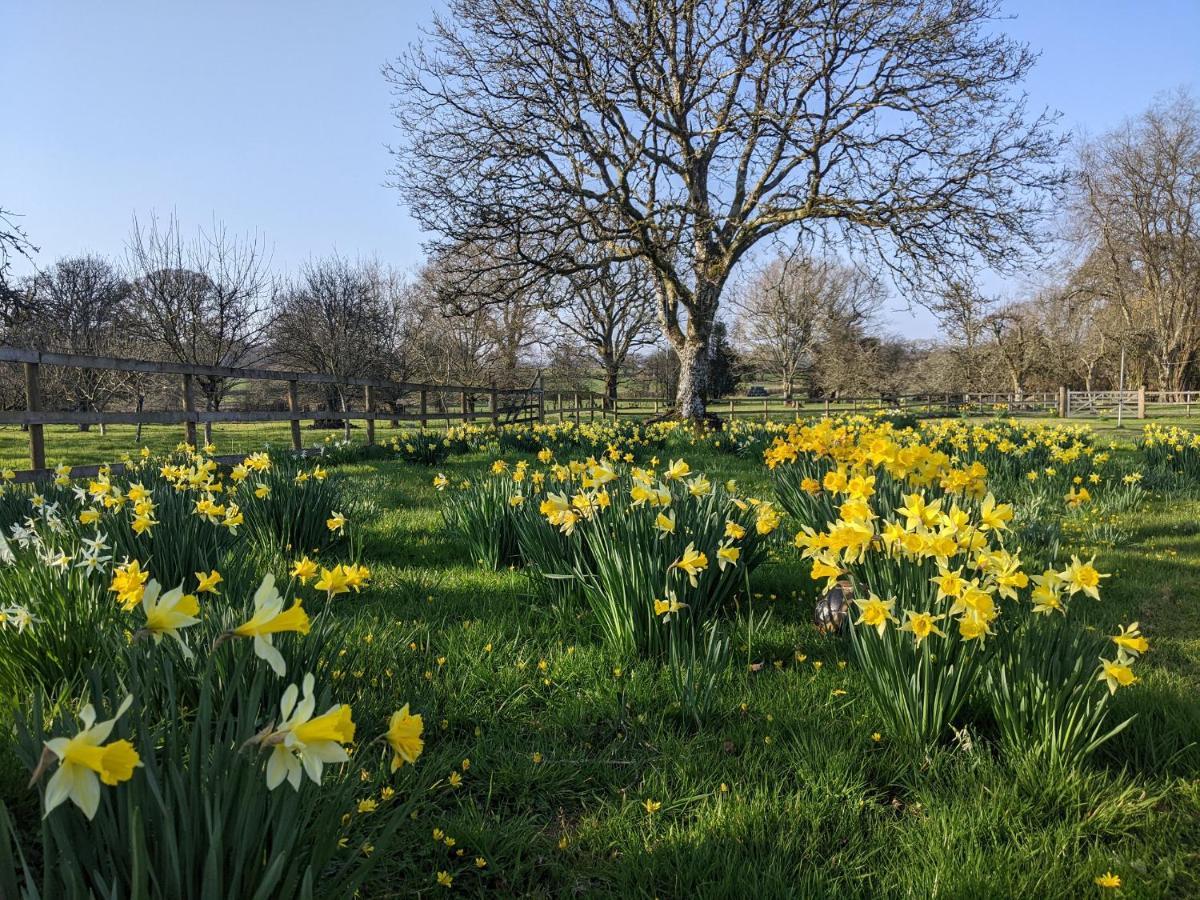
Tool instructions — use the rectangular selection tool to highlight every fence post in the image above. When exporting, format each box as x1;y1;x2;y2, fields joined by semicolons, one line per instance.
489;379;499;428
364;385;376;445
24;361;46;471
182;374;197;447
763;397;769;422
287;380;302;452
612;395;619;419
537;375;545;423
419;389;428;428
590;394;596;422
823;397;830;417
1137;386;1146;420
573;392;581;425
1057;386;1067;419
729;398;735;418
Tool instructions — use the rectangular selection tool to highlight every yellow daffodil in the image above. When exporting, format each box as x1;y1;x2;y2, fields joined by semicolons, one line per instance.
1097;655;1138;694
387;704;424;771
262;673;354;790
195;569;223;594
717;542;740;570
853;594;899;636
1111;622;1149;656
40;695;141;819
109;560;150;611
232;574;311;676
898;610;946;647
315;565;350;597
138;581;200;658
1060;555;1108;600
669;543;708;587
290;555;319;584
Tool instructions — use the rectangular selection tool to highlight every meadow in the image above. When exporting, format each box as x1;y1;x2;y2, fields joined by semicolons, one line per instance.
1;416;1198;898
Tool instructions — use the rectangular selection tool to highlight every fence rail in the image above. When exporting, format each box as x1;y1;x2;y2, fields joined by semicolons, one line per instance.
0;348;571;477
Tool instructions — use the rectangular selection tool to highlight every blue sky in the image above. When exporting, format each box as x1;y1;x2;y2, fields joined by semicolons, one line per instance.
3;0;1198;338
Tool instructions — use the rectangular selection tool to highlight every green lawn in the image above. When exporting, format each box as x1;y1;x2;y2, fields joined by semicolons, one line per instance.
3;431;1200;896
8;410;1200;473
287;448;1199;897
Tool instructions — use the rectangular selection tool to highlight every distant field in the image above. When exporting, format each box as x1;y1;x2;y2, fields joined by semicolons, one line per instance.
6;408;1200;472
0;422;374;471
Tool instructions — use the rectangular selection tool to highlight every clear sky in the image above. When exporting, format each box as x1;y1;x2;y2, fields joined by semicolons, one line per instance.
3;0;1198;338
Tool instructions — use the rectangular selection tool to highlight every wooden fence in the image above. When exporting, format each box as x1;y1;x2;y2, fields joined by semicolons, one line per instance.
0;348;565;477
5;346;1199;478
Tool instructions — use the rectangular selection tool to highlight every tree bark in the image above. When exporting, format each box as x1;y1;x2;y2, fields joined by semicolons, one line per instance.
603;364;619;408
674;332;711;424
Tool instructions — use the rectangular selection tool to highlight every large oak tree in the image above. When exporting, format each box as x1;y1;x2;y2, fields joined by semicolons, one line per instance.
387;0;1063;422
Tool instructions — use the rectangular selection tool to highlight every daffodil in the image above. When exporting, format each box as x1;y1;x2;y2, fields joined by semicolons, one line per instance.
853;594;898;636
664;459;690;480
262;673;355;790
40;695;141;819
195;569;222;594
653;592;688;622
290;555;318;584
327;511;347;534
978;493;1013;531
109;559;150;611
898;610;946;647
1097;655;1138;694
387;704;424;771
232;574;311;676
1111;622;1149;656
138;580;200;658
315;565;350;597
670;543;708;587
1060;555;1108;600
717;542;740;570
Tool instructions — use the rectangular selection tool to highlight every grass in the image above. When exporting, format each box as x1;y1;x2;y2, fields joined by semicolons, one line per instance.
3;430;1200;896
263;448;1198;897
10;409;1200;473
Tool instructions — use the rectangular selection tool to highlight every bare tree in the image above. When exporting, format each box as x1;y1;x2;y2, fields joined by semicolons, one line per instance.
410;247;546;391
1;206;38;322
1074;90;1200;393
984;301;1047;398
932;282;995;393
271;256;400;429
735;253;883;398
387;0;1064;422
549;258;658;403
17;256;134;431
126;213;274;440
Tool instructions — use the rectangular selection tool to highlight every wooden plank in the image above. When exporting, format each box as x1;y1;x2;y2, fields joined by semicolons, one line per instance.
365;384;376;445
24;362;45;471
287;381;302;450
182;374;197;447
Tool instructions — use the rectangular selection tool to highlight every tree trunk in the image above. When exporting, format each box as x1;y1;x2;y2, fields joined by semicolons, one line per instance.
603;364;619;409
674;333;711;424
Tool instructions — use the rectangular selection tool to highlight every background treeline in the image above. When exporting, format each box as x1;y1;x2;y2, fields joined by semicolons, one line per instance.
1;91;1197;420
